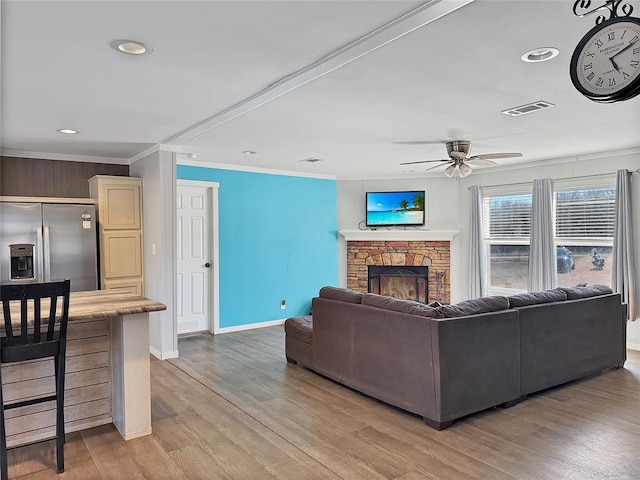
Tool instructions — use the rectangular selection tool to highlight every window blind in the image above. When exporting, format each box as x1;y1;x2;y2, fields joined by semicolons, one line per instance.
555;187;615;238
483;193;532;238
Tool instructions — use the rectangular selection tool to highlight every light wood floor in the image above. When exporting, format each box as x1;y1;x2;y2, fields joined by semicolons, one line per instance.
7;326;640;479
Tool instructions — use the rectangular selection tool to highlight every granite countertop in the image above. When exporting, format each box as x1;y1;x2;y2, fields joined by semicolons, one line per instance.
1;289;166;327
67;290;167;321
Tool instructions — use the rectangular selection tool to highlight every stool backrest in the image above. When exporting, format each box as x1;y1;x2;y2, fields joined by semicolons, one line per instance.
0;280;71;363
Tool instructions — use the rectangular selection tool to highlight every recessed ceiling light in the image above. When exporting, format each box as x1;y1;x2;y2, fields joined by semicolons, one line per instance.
402;169;415;173
521;47;559;63
299;157;323;163
111;40;153;56
242;150;257;155
57;128;79;134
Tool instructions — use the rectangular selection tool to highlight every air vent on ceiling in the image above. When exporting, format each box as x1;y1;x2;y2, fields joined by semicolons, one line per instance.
502;100;555;117
299;157;323;163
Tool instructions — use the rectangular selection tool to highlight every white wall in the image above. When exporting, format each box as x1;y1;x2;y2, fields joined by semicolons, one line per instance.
337;176;462;302
458;147;640;349
130;149;177;359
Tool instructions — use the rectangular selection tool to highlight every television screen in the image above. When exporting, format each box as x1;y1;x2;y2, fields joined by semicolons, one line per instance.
366;191;425;227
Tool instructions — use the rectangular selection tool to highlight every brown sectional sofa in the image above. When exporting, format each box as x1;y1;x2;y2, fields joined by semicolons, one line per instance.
284;285;627;430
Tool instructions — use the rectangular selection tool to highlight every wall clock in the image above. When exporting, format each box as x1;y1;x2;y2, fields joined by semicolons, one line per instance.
570;16;640;102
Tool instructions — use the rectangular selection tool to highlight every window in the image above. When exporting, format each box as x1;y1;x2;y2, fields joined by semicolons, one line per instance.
482;181;615;294
554;185;615;288
483;192;532;294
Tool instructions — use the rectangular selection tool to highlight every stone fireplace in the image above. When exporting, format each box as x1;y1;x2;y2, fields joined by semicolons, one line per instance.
340;230;457;304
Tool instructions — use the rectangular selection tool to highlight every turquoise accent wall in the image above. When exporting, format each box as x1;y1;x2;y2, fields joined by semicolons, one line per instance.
177;165;338;328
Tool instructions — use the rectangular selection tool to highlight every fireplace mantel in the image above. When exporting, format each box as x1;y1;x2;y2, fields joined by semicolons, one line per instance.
339;229;459;242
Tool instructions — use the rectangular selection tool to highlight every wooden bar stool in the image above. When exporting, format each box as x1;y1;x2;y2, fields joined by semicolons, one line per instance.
0;280;71;479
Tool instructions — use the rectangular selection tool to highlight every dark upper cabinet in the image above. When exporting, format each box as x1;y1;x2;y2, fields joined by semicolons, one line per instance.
0;157;129;198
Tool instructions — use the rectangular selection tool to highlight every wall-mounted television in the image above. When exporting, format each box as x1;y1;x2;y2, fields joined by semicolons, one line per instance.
366;191;425;227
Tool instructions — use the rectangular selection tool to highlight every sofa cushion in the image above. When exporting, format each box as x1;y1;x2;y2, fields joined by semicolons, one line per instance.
319;286;363;304
508;289;568;308
556;285;614;299
284;315;313;344
437;296;509;318
361;294;440;318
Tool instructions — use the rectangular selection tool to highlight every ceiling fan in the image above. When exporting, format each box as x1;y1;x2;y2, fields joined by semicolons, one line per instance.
400;140;523;177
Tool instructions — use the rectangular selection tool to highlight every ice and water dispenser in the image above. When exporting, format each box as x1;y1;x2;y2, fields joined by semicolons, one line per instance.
10;244;35;280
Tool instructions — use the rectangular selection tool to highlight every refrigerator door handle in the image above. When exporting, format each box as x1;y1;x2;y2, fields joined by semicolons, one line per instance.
43;225;51;282
36;226;45;281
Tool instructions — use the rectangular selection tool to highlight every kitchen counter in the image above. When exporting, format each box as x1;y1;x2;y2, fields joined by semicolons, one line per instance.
1;289;166;447
66;289;166;320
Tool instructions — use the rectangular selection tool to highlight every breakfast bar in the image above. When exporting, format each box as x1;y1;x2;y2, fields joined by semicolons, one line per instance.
1;290;166;447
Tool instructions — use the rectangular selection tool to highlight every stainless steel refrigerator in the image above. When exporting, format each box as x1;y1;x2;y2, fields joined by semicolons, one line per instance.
0;201;98;291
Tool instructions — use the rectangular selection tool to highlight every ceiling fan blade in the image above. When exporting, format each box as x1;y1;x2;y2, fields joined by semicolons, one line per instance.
392;140;448;145
400;159;449;165
424;163;449;173
473;152;523;160
466;157;498;167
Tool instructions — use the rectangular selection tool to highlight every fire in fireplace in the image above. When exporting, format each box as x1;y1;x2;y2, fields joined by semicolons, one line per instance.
368;265;429;303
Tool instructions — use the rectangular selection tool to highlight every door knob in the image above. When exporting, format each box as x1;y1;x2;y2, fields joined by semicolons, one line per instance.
204;263;211;268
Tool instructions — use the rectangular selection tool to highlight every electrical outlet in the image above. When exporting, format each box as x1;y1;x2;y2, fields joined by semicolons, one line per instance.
280;299;286;310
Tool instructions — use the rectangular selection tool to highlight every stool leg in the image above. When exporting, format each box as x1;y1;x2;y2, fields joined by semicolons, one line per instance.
0;367;8;480
54;355;65;473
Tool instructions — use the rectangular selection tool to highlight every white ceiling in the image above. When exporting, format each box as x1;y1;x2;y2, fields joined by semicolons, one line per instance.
2;0;640;178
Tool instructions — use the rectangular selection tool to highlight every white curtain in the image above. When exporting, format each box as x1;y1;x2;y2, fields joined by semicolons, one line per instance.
528;178;556;291
613;169;637;321
469;186;485;298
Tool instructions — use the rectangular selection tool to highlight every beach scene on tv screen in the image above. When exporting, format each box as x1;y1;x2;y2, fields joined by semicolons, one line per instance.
367;191;425;226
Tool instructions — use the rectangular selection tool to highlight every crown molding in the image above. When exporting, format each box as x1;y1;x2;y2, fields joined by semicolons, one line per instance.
0;148;129;164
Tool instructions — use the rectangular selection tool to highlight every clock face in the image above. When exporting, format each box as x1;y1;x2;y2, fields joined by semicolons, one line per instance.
570;17;640;102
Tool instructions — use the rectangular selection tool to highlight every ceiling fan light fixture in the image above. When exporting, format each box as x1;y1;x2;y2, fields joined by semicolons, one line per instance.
443;164;457;177
459;163;472;177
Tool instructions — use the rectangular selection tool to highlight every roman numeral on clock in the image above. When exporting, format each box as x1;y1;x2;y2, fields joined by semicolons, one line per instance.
608;32;615;41
623;71;630;79
587;72;596;81
586;51;595;58
634;47;640;55
584;63;593;70
631;60;639;68
596;77;604;87
609;78;616;87
595;39;604;48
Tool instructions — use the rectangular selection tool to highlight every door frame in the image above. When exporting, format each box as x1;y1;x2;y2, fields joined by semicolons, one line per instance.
176;180;220;334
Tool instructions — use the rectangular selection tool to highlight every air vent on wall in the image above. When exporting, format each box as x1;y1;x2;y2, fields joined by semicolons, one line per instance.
502;100;555;117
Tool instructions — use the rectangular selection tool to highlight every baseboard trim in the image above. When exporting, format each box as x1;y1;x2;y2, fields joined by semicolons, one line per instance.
626;342;640;351
217;319;285;334
150;346;179;360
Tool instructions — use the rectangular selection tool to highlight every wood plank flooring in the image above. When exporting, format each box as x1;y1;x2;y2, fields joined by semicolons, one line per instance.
6;326;640;479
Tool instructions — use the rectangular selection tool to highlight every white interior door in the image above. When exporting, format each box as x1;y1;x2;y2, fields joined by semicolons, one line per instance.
176;184;211;334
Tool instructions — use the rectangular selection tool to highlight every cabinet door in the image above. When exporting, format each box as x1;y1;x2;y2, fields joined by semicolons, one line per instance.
99;181;141;230
101;231;142;278
103;278;143;296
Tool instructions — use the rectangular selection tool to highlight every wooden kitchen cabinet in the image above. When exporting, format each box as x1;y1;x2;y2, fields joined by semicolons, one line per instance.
89;176;144;294
102;278;143;296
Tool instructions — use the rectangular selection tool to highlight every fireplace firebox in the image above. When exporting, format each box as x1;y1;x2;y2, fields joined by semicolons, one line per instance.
368;266;429;303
